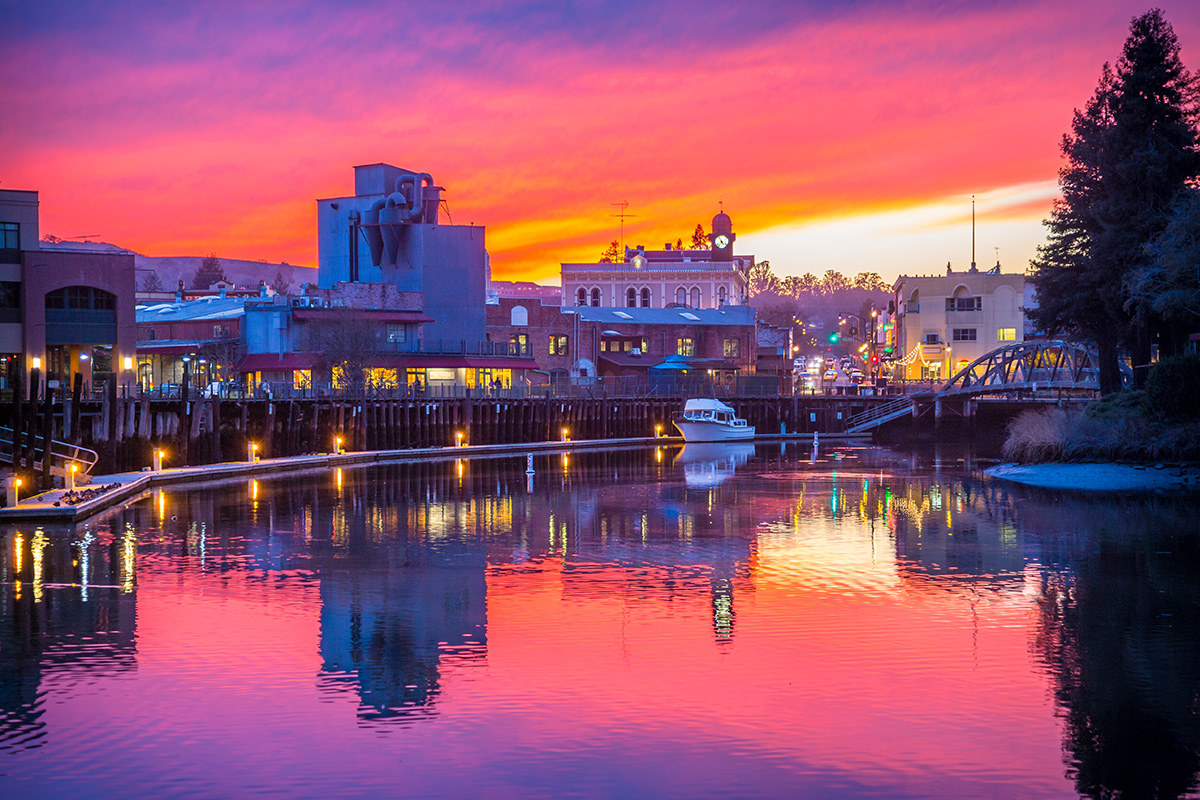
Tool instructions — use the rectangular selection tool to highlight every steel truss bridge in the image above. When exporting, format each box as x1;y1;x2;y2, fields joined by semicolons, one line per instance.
846;340;1119;433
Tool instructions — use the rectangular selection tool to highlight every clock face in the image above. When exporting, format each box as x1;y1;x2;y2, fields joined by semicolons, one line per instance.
714;235;730;249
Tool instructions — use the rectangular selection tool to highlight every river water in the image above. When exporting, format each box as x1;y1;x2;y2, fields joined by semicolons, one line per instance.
1;443;1198;799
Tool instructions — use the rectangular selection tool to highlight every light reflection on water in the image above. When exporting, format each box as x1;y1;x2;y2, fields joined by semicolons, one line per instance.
0;444;1197;799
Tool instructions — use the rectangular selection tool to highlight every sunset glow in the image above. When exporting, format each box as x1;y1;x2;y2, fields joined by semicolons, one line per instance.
4;0;1199;282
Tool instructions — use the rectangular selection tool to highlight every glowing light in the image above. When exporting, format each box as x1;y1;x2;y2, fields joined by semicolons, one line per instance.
456;431;464;447
14;533;22;573
336;468;343;489
31;357;41;370
123;356;134;370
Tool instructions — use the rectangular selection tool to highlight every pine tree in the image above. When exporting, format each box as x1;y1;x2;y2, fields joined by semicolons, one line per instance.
599;240;621;263
192;253;229;289
1030;10;1199;392
690;224;708;249
141;271;164;292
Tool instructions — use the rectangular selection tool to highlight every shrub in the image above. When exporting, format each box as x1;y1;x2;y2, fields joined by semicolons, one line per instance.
1145;355;1200;420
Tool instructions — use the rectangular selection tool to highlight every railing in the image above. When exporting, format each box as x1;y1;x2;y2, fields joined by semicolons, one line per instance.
0;426;100;476
844;397;915;432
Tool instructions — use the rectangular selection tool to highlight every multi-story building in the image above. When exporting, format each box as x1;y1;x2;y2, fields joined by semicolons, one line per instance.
889;263;1025;381
0;189;137;393
486;297;756;384
560;211;752;310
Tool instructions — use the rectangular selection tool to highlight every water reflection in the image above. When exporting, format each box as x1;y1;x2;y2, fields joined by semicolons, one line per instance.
0;445;1197;797
0;524;138;752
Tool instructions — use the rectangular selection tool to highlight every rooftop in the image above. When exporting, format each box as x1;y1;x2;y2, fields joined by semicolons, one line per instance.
573;305;755;327
136;296;248;323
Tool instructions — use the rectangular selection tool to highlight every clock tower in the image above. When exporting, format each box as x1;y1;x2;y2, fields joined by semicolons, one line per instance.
710;209;735;260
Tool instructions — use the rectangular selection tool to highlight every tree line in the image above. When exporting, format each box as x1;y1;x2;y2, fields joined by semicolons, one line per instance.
1030;8;1200;393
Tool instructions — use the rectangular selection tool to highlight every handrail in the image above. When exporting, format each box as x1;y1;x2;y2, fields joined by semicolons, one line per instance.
845;397;913;432
0;426;100;476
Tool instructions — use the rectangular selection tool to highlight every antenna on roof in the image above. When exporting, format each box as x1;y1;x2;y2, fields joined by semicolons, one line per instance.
970;196;977;271
611;201;637;255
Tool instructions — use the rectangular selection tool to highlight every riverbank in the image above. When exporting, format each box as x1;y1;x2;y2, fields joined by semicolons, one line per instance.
985;462;1200;492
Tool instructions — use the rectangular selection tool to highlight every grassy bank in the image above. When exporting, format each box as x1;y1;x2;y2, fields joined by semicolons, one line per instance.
1003;354;1200;463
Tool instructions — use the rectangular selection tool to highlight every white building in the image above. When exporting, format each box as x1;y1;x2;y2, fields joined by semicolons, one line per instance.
889;263;1025;381
561;211;752;309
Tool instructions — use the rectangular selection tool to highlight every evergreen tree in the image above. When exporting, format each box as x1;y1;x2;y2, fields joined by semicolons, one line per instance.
690;224;708;249
192;253;229;289
1030;10;1199;392
599;240;621;263
272;271;291;295
1134;187;1200;329
141;271;164;292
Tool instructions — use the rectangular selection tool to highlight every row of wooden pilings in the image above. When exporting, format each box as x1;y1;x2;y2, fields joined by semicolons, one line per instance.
8;389;886;480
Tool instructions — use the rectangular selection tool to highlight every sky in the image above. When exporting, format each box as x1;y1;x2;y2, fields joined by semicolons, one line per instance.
3;0;1199;285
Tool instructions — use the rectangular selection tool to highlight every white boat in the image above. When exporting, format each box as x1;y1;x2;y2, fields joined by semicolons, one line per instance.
672;399;755;442
674;442;756;488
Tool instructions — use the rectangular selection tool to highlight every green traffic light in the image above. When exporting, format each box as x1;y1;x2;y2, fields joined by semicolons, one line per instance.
828;333;839;343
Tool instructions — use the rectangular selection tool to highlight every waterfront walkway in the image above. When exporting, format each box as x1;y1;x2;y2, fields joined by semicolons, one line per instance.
0;430;869;523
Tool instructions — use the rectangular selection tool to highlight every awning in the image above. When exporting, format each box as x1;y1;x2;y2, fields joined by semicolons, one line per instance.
291;308;434;323
650;355;739;371
239;353;323;372
599;353;662;368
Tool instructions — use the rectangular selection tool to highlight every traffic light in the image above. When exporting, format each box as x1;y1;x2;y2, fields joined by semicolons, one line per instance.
828;332;839;343
870;354;880;365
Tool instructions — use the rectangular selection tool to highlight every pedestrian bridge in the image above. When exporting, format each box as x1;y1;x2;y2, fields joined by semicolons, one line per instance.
846;340;1113;433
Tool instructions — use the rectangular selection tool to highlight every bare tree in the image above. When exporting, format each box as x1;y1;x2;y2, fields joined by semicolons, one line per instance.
314;309;383;395
197;335;242;386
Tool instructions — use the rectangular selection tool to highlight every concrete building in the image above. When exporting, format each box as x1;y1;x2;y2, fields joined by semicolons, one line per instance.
889;263;1025;382
0;189;137;393
561;211;752;310
316;164;487;346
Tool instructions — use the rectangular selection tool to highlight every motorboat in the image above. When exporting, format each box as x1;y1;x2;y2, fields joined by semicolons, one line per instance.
672;399;755;442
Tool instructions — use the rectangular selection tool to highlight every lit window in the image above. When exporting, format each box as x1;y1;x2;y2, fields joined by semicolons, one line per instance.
293;369;312;390
549;334;568;356
723;338;740;358
677;338;695;356
997;327;1016;341
510;333;529;355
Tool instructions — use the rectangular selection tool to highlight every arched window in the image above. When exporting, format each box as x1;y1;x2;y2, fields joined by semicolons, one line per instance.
718;286;727;305
576;287;587;306
676;287;687;305
510;305;528;327
640;288;650;307
626;287;637;307
690;287;701;308
590;288;601;307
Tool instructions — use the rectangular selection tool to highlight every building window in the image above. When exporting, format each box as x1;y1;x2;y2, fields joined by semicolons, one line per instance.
549;334;568;356
293;369;312;390
510;333;529;356
641;337;649;353
386;323;406;343
676;287;687;305
510;305;528;326
997;327;1016;341
690;287;700;308
924;333;941;344
718;286;727;304
640;288;650;307
952;328;977;341
626;288;637;307
590;288;601;307
1;222;17;249
213;324;229;338
576;288;587;306
723;338;740;358
677;338;695;356
946;296;982;311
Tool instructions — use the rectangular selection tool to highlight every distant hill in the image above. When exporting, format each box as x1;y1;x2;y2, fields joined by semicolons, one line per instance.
39;240;318;292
